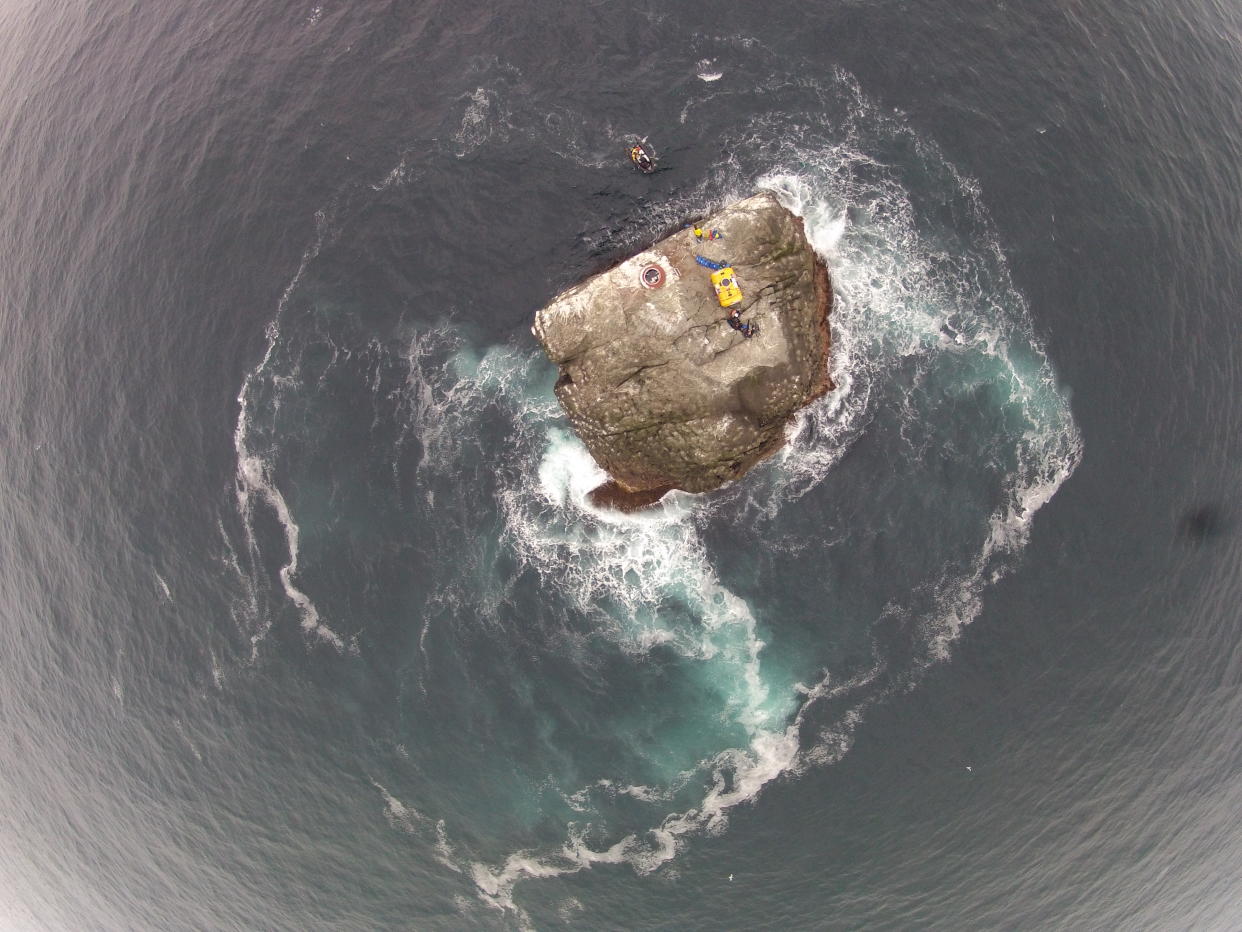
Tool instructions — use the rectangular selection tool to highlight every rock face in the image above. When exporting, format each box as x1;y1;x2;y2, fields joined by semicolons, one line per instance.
532;191;833;510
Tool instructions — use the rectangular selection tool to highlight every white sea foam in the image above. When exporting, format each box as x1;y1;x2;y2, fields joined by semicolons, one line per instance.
216;517;265;660
453;87;509;157
370;779;425;834
371;153;417;191
504;431;782;739
173;718;203;763
209;648;224;690
556;897;584;921
696;59;724;82
229;207;347;653
433;819;462;873
367;779;469;877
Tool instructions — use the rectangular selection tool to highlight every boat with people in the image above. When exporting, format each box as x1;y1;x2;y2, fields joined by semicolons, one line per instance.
629;139;657;173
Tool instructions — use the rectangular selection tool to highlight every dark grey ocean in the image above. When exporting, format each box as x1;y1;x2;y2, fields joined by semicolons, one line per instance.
2;0;1241;928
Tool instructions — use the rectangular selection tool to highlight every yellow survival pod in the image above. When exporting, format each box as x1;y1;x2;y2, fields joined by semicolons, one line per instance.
710;267;743;308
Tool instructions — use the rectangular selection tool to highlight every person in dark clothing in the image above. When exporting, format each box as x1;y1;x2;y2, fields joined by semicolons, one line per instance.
727;307;757;338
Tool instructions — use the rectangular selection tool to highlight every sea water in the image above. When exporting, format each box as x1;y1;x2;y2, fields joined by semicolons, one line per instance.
2;1;1240;928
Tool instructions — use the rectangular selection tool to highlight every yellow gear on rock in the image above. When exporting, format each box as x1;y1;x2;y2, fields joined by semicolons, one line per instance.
710;267;743;308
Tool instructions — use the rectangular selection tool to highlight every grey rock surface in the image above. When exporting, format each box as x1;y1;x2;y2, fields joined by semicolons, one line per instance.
532;191;833;509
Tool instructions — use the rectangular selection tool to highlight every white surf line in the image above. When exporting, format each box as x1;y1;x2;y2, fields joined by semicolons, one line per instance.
468;716;801;917
232;206;345;651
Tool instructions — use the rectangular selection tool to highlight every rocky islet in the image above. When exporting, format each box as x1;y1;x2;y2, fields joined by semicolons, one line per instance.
532;191;834;511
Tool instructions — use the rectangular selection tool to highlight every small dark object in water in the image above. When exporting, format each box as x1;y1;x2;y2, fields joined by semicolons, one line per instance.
1179;503;1230;542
